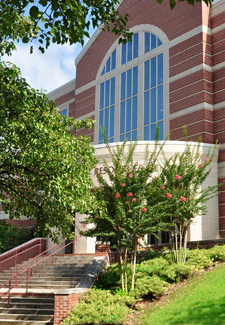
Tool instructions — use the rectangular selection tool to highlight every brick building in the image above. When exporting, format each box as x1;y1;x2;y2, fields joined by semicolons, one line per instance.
14;0;225;248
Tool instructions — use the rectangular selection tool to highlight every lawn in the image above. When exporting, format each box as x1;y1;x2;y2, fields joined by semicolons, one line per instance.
139;263;225;325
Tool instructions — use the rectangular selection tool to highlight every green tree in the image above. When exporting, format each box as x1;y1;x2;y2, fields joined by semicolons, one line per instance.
152;139;220;263
82;139;165;292
0;61;97;240
0;0;212;55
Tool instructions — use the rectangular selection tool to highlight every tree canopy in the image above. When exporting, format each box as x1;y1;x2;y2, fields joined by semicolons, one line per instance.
0;0;213;55
0;61;96;240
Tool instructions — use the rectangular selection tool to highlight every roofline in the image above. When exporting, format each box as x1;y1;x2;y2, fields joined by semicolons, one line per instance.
47;78;76;100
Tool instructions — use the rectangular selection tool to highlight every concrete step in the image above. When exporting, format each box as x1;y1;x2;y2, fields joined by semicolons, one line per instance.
0;321;53;325
0;308;53;315
0;314;53;321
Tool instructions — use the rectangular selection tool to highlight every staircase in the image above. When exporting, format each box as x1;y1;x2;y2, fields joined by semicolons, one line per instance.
0;255;94;324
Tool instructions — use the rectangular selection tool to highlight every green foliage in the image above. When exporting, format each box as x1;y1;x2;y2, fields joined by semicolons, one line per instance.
159;263;193;283
208;245;225;262
61;289;130;325
136;257;169;277
0;220;33;254
186;249;214;269
134;276;168;299
94;264;121;291
0;61;97;240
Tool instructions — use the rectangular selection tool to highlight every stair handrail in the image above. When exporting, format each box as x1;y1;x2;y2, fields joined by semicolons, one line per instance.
0;239;75;308
0;238;46;272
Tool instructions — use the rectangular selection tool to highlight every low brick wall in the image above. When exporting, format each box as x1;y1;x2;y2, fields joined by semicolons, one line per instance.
54;293;80;325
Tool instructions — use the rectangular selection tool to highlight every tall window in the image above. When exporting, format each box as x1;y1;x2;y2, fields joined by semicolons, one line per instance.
97;27;166;144
120;67;138;141
99;77;115;143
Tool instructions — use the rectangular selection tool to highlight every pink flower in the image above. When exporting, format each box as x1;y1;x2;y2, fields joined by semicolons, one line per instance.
166;193;172;199
132;198;136;202
201;154;204;158
160;185;165;190
205;158;210;163
128;173;133;178
125;201;129;205
121;183;126;187
142;207;147;213
81;224;86;228
199;163;204;168
180;196;186;202
115;193;120;199
175;174;181;180
128;192;133;197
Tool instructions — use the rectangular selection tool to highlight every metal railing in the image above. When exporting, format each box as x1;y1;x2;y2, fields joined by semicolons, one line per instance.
0;239;75;308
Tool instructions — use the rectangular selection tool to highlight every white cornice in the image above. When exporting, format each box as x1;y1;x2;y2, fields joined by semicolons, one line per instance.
47;78;76;101
211;0;225;18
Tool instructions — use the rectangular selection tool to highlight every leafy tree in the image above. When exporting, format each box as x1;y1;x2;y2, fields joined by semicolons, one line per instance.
82;139;166;292
151;139;220;263
0;0;213;55
0;61;97;240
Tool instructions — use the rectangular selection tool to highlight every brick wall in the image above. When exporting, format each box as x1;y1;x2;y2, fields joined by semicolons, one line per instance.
54;293;80;325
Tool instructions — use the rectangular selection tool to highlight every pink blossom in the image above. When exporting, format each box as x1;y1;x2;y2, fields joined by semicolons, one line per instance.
121;183;126;187
132;198;136;202
201;154;204;158
127;192;133;197
160;185;165;190
175;174;182;180
128;173;133;178
205;158;210;163
125;201;129;205
115;193;120;199
166;193;172;199
179;196;186;202
199;163;204;168
142;207;147;213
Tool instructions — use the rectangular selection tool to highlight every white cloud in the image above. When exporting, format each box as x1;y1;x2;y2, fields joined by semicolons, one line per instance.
3;42;81;93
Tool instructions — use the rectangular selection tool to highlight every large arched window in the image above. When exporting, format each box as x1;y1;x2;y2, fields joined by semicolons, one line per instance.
95;25;169;144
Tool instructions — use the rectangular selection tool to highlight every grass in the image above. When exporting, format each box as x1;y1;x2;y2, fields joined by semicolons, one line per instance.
139;263;225;325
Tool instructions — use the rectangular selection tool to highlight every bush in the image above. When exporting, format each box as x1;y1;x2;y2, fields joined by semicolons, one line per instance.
134;276;168;299
94;264;122;292
186;249;213;270
159;263;193;283
208;245;225;262
136;257;169;277
61;289;130;325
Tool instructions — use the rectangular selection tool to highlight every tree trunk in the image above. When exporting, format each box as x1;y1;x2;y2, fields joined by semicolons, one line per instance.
117;241;124;291
131;238;138;290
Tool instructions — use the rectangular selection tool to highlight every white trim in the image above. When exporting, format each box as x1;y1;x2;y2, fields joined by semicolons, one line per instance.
47;79;75;100
75;80;96;96
170;102;213;119
170;78;209;94
170;90;212;105
170;52;203;69
213;61;225;72
211;0;225;18
214;100;225;111
171;118;213;132
212;22;225;35
169;63;212;83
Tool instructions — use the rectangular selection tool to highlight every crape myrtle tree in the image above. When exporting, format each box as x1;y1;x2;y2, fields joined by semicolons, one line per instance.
149;137;220;263
0;0;213;56
0;61;97;240
82;138;166;292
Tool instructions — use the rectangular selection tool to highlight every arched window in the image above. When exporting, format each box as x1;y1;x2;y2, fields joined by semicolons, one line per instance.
96;25;169;144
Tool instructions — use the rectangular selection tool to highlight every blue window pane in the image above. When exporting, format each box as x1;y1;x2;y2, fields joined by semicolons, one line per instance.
121;72;126;101
158;53;163;85
100;83;104;109
144;91;150;125
133;66;138;96
120;134;125;141
132;130;137;141
151;34;156;50
158;85;163;120
158;121;163;140
106;57;111;73
105;107;109;138
122;42;126;65
133;33;139;58
151;88;156;123
158;38;162;46
144;60;150;91
111;77;115;105
127;69;132;98
110;105;115;137
99;110;104;141
101;67;105;75
120;102;125;134
126;132;131;141
111;49;116;70
132;96;138;129
144;126;149;140
145;32;150;53
105;80;110;107
127;40;132;62
60;108;67;116
126;99;131;132
151;124;157;140
151;57;156;88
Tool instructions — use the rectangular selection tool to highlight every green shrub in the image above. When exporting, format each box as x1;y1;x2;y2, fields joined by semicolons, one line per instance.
62;289;130;325
134;276;168;299
94;264;121;292
186;250;213;270
160;263;193;283
136;257;169;277
208;245;225;262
